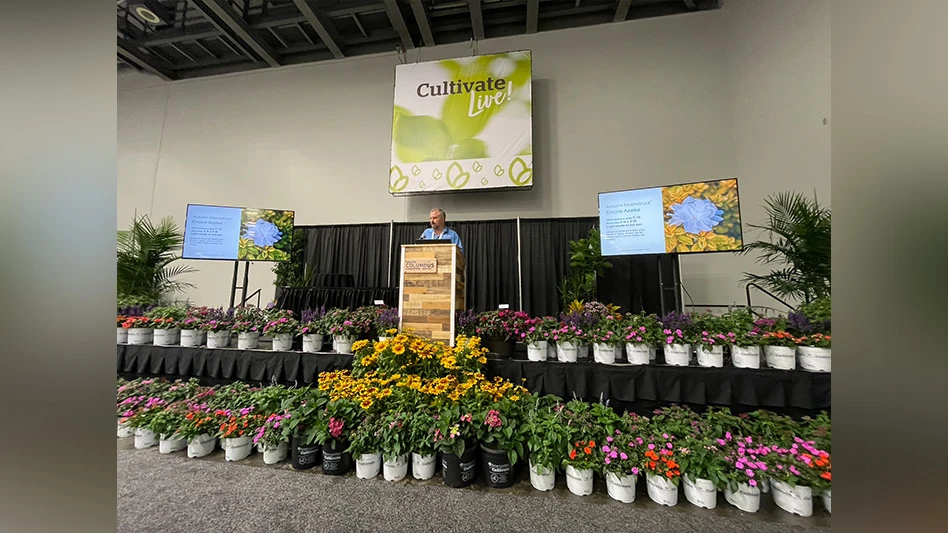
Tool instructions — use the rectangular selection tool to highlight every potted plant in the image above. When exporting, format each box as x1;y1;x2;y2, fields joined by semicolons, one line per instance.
348;415;384;479
691;313;736;368
724;308;762;369
144;306;186;346
559;302;599;360
124;396;167;449
622;312;662;364
677;436;729;509
116;215;196;308
524;397;570;491
455;309;478;338
475;309;529;357
740;191;831;305
252;411;291;464
299;307;328;352
178;405;222;458
551;324;585;363
790;297;831;372
751;316;795;370
122;315;152;345
407;409;438;480
601;429;646;503
589;316;624;364
562;439;599;496
200;308;234;349
764;438;831;517
520;316;557;362
379;411;411;481
147;402;189;454
315;399;360;475
718;433;770;513
231;306;265;349
326;309;370;354
218;409;259;462
475;399;527;489
179;307;209;347
432;403;479;488
263;310;298;351
281;387;327;470
660;312;694;366
375;306;399;341
643;434;682;506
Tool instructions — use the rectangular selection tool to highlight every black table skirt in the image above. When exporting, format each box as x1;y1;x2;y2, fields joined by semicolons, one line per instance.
117;345;830;417
276;287;399;315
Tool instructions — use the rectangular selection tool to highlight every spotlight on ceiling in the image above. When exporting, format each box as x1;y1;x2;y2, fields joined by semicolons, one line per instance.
128;0;173;26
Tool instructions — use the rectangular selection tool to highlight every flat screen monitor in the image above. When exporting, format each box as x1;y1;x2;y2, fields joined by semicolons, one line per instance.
598;178;743;256
182;204;295;261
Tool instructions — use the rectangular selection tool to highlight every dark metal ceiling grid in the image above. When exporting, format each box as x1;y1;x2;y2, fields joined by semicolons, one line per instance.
117;0;721;80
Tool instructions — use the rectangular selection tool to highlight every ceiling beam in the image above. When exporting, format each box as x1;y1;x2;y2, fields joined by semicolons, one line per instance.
469;0;484;40
382;0;415;50
614;0;633;22
409;0;435;47
117;38;174;81
291;0;345;59
526;0;538;33
190;0;280;67
683;0;697;9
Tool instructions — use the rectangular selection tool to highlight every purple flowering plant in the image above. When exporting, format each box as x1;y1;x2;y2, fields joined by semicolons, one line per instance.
198;307;235;332
299;306;328;336
375;306;400;337
455;309;479;336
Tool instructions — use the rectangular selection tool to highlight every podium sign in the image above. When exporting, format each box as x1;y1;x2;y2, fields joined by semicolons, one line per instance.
398;244;465;345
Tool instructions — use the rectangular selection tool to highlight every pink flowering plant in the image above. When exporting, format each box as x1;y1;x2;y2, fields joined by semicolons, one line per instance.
198;307;235;332
691;312;739;349
232;306;265;333
622;312;663;345
345;414;384;457
518;316;559;345
476;309;530;341
717;432;771;491
551;323;587;344
660;312;695;344
764;437;831;489
324;308;372;338
475;399;527;464
589;316;625;347
432;403;478;457
253;411;291;447
600;429;647;478
262;309;299;335
379;411;411;461
314;398;360;448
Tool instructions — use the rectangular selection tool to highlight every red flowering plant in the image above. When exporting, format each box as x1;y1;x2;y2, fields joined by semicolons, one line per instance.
764;437;831;490
475;309;530;341
751;316;797;347
145;306;187;330
563;438;601;471
117;315;127;327
121;316;150;329
795;333;831;348
643;434;682;485
217;405;261;440
313;398;361;449
177;406;224;441
760;331;798;347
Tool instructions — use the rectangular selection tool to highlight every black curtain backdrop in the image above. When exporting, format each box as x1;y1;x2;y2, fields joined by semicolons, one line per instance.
301;224;390;288
520;217;598;317
290;217;672;317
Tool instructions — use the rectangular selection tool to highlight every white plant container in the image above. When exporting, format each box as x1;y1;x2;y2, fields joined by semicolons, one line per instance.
764;346;796;370
412;453;436;480
625;343;650;365
383;454;408;481
798;346;831;372
731;345;761;369
664;343;691;367
117;327;128;344
724;482;761;513
334;335;356;354
526;341;548;362
593;343;618;364
771;479;813;517
153;328;178;346
606;472;637;503
187;434;216;458
822;489;831;513
237;331;260;349
646;473;679;506
207;331;231;349
302;334;324;353
696;346;724;368
271;333;293;351
159;434;187;454
134;428;157;449
683;474;718;509
565;465;593;496
263;442;288;464
529;460;555;492
128;328;153;345
355;452;381;479
180;329;202;347
222;436;253;461
556;341;578;363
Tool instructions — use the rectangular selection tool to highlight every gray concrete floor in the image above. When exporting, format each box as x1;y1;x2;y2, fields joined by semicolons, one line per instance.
117;438;830;533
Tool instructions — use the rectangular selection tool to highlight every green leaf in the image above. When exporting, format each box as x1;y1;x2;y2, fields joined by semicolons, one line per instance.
445;162;470;190
393;115;452;163
452;138;488;159
508;157;533;186
440;56;503;142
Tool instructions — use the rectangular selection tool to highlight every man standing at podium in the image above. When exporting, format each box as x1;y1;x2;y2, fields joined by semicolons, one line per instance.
420;208;463;252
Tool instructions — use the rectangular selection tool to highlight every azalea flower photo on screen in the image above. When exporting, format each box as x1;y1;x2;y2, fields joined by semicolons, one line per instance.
662;178;743;253
238;209;295;261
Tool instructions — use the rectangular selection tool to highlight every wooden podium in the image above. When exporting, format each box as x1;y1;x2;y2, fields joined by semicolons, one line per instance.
398;243;465;345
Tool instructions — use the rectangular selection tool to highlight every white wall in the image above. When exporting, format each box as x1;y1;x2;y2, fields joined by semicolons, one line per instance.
118;0;830;310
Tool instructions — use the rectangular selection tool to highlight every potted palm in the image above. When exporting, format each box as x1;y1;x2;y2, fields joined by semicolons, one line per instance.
116;214;196;313
524;397;570;491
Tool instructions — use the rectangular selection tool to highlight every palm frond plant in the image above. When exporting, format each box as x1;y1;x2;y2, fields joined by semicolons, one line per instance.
741;191;831;304
117;215;197;305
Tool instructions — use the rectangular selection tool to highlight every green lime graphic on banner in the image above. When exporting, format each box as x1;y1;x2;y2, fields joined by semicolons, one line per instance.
390;166;409;192
446;162;470;190
389;51;533;194
508;157;532;186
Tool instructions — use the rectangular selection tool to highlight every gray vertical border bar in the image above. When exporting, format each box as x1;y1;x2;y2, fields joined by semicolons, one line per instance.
517;216;523;310
388;220;395;287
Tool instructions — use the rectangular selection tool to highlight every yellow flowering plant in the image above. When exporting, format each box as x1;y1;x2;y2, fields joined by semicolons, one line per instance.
351;333;488;379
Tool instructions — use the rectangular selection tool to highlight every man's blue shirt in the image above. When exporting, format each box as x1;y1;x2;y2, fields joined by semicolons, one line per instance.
420;227;463;252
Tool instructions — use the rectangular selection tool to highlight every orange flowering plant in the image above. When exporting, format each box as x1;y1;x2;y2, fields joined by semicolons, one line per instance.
563;439;601;470
121;316;150;329
643;434;682;485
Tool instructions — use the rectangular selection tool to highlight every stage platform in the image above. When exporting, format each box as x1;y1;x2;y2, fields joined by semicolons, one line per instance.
117;344;830;418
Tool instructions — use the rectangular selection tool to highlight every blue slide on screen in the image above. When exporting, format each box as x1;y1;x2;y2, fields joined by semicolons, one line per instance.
182;205;243;260
599;187;666;256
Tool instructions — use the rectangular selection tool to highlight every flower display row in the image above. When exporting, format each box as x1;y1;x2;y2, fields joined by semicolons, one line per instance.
117;304;401;354
118;330;831;517
456;299;831;372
